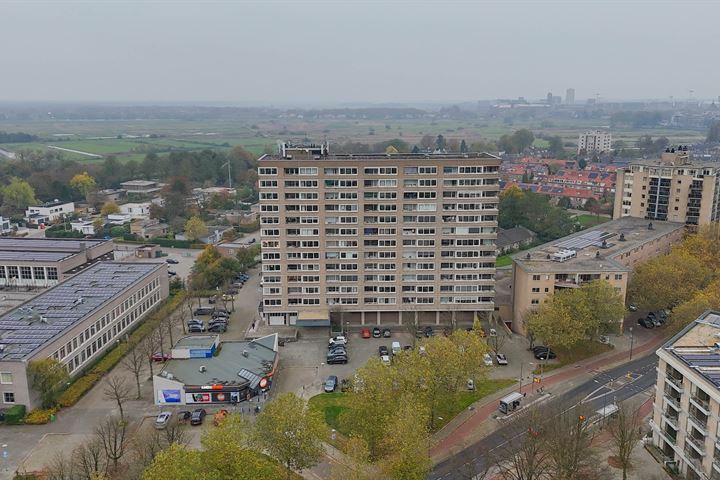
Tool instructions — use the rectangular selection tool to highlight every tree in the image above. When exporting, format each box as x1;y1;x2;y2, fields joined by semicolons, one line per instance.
254;393;326;479
1;177;37;212
27;358;69;408
420;134;434;151
103;375;132;420
608;403;644;480
380;400;431;480
547;136;564;157
72;438;107;480
544;406;597;479
121;345;146;399
460;139;468;153
100;201;121;216
184;216;208;241
141;444;204;480
578;280;625;335
70;172;97;198
494;408;550;480
525;289;593;350
330;436;374;480
95;416;129;470
578;158;587;170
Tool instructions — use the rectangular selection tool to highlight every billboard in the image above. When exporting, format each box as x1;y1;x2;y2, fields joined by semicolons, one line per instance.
185;390;242;404
159;389;181;403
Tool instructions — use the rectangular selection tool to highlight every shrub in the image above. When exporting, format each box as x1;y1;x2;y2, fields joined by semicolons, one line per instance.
58;373;101;407
25;408;57;425
3;404;26;424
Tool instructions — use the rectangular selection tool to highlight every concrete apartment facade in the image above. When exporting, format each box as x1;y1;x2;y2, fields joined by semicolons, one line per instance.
650;310;720;480
510;217;685;333
0;238;114;288
613;149;720;226
577;130;612;154
258;144;500;327
24;200;75;225
0;262;169;409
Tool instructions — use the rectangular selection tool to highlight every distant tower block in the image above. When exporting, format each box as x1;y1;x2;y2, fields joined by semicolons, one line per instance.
566;88;575;105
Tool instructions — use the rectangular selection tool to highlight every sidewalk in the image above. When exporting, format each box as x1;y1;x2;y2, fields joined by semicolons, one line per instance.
430;330;666;462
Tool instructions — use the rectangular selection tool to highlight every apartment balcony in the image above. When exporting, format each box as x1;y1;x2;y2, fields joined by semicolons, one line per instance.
664;394;682;411
651;419;677;446
713;457;720;475
684;450;705;477
665;375;684;393
690;395;711;416
662;411;679;430
686;435;707;456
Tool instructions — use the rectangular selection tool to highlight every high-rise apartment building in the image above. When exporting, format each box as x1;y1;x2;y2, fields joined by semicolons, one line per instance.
613;148;720;226
257;143;500;327
650;310;720;480
565;88;575;105
577;130;612;154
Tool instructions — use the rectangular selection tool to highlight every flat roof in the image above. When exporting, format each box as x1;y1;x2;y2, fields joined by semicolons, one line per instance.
160;335;278;387
0;262;164;361
625;158;719;170
120;180;158;186
0;251;73;263
0;238;109;253
174;335;217;349
259;152;500;162
661;311;720;389
512;217;685;273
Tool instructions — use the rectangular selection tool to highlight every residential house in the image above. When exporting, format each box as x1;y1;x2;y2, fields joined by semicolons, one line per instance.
496;226;537;254
24;200;75;226
130;219;169;240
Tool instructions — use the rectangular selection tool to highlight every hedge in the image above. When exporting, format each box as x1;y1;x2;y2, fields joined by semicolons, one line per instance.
57;291;187;408
3;404;26;424
25;408;57;425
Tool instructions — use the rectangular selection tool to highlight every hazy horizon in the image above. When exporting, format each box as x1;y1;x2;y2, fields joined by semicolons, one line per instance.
3;0;719;104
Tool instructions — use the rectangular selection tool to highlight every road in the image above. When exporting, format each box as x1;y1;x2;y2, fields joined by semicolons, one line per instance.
430;353;658;479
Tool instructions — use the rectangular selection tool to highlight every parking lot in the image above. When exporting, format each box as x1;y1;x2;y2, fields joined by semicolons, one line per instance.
273;328;416;399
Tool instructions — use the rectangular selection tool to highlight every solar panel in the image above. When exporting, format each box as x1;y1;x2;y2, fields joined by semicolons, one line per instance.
556;230;616;250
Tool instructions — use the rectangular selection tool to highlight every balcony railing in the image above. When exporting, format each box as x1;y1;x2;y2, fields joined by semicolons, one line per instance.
663;411;679;429
665;394;681;411
665;374;684;392
684;450;705;475
686;435;707;456
688;413;709;433
691;395;711;414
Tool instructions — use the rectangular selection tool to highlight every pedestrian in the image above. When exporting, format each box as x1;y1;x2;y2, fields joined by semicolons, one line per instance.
263;392;267;400
251;322;256;330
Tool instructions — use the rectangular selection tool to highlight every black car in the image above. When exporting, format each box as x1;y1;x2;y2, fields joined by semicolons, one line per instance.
423;326;434;337
212;312;230;319
327;354;348;364
190;408;207;425
207;324;226;333
647;311;657;321
638;317;655;329
167;270;177;276
378;345;389;356
328;347;347;357
382;328;391;338
534;349;556;360
225;288;238;295
372;327;381;338
165;258;179;264
194;307;214;316
177;410;192;422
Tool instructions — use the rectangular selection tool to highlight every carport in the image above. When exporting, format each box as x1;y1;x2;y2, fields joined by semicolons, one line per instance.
296;309;330;327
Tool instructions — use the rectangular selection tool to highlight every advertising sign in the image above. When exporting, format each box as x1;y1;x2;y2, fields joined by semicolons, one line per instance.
185;390;240;404
159;389;181;403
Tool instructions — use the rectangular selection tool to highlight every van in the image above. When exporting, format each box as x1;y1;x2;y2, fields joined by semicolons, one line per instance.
391;341;401;354
498;392;524;414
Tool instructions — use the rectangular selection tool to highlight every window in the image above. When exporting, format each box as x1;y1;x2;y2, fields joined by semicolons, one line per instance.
531;288;540;293
258;167;278;175
3;392;14;403
0;372;12;384
531;299;540;305
47;268;58;281
614;274;623;280
532;275;540;281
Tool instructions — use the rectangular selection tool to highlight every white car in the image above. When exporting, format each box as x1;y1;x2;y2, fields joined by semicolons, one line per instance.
483;353;493;367
328;335;348;346
496;353;509;365
381;354;391;365
155;411;172;429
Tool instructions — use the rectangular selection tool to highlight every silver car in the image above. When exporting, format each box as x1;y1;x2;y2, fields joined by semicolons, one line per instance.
155;411;172;429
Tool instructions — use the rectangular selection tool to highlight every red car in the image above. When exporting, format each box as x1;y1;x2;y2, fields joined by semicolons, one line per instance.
151;352;171;362
361;328;371;339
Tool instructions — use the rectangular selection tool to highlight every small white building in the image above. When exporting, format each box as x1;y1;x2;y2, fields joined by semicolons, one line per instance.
0;216;12;234
25;200;75;225
119;202;151;219
70;219;96;235
107;213;132;225
120;180;163;195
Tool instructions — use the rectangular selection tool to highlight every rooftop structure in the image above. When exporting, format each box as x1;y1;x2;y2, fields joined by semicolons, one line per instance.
510;217;685;333
650;311;720;479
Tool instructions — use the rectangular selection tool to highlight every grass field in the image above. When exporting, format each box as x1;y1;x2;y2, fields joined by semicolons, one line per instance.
496;255;513;268
532;339;613;375
575;214;610;228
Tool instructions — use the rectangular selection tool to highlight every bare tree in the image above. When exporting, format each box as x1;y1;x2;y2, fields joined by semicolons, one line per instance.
121;344;145;399
161;418;190;446
102;375;132;421
488;331;508;355
493;409;550;480
72;438;107;480
608;402;644;480
140;330;160;378
45;451;75;480
544;405;598;480
95;416;129;470
127;426;164;477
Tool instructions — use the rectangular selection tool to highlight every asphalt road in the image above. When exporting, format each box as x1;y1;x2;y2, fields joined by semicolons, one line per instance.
430;353;658;479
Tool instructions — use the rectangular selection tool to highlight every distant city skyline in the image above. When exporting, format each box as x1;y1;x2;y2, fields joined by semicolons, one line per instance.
2;0;719;104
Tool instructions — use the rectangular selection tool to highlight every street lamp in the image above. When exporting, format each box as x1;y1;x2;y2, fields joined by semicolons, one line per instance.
629;327;635;361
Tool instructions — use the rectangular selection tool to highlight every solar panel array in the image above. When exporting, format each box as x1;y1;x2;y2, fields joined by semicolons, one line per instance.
555;230;616;251
677;353;720;387
0;262;160;361
0;251;72;262
0;238;105;253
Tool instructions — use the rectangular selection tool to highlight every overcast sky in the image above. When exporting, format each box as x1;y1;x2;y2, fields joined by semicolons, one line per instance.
2;0;718;105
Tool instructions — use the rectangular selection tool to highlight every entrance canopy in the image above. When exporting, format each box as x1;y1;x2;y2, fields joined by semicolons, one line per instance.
297;309;330;327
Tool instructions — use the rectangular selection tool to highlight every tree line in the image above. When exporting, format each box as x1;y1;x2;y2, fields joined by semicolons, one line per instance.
0;131;38;143
499;185;577;242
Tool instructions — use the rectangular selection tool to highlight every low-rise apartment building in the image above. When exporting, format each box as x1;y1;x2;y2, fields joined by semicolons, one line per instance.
613;148;720;226
24;200;75;225
120;180;163;195
510;217;684;333
650;310;720;480
578;130;612;154
0;261;169;409
258;143;500;327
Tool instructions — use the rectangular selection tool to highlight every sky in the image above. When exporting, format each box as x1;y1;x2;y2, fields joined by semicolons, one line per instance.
1;0;719;105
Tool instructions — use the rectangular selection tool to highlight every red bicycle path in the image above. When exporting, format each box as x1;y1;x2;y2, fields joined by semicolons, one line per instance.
430;332;665;461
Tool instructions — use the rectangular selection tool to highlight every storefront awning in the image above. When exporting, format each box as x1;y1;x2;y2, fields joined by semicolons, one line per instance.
297;309;330;327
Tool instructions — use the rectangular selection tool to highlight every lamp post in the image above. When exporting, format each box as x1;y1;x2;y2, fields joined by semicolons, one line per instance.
629;327;634;361
518;362;523;394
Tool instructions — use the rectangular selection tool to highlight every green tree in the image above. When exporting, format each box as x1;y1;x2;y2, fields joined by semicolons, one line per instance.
142;444;205;480
547;136;564;157
1;177;37;212
254;393;326;479
100;201;121;216
184;216;208;241
236;244;260;270
435;135;446;151
27;358;69;408
70;172;97;198
329;436;374;480
380;400;431;480
577;158;587;169
526;289;593;350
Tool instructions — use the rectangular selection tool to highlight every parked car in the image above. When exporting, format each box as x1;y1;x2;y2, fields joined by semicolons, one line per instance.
361;328;371;339
194;307;214;316
324;375;338;392
190;408;207;425
165;258;179;264
327;354;348;364
534;348;556;360
177;410;191;423
328;348;347;357
151;352;171;362
378;345;389;356
207;323;227;333
372;327;381;338
483;353;493;367
187;318;203;325
329;336;348;347
496;353;508;365
188;323;206;333
467;379;475;391
221;294;234;301
628;304;638;312
423;326;434;337
382;328;391;338
214;308;230;315
155;411;172;429
638;317;655;329
391;341;401;354
380;354;391;365
647;311;657;321
167;270;177;276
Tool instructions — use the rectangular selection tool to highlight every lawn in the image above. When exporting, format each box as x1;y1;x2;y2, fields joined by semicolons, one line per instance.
575;214;610;229
308;378;515;435
496;255;513;267
532;339;613;375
